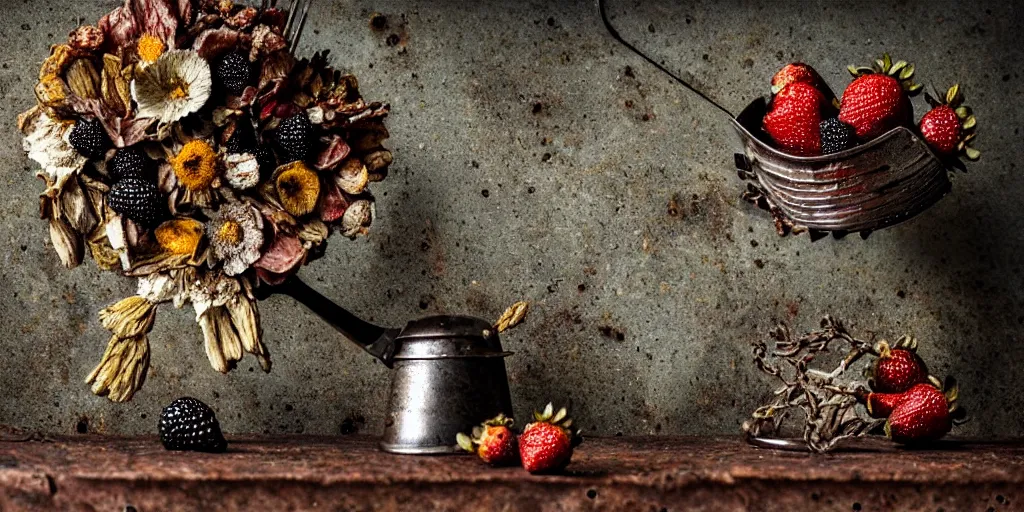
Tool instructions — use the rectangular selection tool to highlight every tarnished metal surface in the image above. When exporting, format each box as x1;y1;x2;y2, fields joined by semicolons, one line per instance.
382;318;514;454
732;98;951;232
0;436;1021;511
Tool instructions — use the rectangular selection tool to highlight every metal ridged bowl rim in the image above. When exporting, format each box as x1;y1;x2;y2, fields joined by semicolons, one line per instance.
730;117;937;165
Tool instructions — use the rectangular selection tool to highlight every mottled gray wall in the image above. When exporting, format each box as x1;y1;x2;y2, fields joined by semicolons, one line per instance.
0;0;1021;437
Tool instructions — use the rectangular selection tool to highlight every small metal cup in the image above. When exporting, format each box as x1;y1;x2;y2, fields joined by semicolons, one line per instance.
380;316;513;454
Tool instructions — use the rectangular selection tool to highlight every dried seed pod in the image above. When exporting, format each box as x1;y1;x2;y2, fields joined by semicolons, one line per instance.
334;158;369;195
340;199;372;238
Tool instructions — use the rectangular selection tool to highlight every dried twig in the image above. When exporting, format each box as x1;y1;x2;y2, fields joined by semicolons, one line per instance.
743;316;885;453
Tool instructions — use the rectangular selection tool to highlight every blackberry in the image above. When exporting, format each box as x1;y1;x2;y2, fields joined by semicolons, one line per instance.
110;147;153;182
276;111;314;161
820;117;856;155
215;52;253;95
158;397;227;453
107;178;165;227
68;118;110;159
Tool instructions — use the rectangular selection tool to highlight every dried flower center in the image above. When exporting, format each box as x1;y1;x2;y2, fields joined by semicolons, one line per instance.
167;77;190;100
275;162;320;217
173;140;219;191
137;34;166;63
216;220;243;246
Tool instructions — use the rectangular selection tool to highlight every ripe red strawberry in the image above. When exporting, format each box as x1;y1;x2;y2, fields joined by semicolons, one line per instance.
886;382;959;444
839;53;922;141
920;84;980;160
771;63;826;95
762;82;827;156
868;338;930;394
518;403;581;474
856;389;908;419
456;414;519;466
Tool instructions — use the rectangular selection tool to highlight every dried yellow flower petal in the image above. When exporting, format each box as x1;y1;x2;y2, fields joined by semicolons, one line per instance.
495;301;529;333
39;44;75;81
99;296;156;338
84;334;150;402
65;59;101;99
35;73;71;110
275;162;320;217
172;140;219;191
154;218;204;255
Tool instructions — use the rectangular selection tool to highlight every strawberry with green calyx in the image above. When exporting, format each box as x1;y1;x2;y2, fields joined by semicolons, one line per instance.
840;53;922;141
886;377;966;444
762;82;829;156
771;62;839;110
920;84;980;160
867;337;932;394
456;413;519;466
519;403;582;474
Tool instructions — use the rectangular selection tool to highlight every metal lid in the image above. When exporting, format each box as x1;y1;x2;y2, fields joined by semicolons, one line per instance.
391;315;512;360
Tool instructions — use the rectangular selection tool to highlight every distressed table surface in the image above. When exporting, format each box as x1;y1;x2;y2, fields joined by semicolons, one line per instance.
0;435;1021;511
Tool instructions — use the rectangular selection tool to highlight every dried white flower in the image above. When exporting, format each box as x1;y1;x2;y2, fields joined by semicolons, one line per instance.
206;200;264;276
22;111;86;189
137;272;186;305
188;271;241;320
223;152;261;189
132;50;212;123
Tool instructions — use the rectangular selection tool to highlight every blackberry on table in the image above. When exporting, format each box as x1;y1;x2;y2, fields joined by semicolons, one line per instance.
158;397;228;453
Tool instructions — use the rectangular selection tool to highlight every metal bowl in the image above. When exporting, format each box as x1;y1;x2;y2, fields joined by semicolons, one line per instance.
731;97;951;235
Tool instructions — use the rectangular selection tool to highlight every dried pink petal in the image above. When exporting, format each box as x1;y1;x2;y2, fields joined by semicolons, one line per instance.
251;24;287;59
99;0;182;53
254;230;305;275
318;184;348;223
193;28;239;61
314;134;351;171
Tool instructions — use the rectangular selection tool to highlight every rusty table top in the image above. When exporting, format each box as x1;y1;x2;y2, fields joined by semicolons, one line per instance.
0;435;1021;511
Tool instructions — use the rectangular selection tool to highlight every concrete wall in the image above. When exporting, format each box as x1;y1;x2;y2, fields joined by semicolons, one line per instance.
1;0;1021;437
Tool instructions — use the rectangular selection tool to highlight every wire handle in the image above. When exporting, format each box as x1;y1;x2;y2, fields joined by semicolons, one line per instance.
597;0;735;119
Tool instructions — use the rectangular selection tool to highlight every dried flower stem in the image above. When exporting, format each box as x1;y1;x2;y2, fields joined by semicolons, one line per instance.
744;315;885;453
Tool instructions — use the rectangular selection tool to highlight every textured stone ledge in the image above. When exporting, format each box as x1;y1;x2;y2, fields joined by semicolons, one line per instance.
0;436;1020;511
